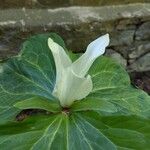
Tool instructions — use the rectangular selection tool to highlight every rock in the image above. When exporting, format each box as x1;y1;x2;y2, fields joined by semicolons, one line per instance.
111;45;132;59
129;41;150;59
0;43;11;59
0;3;149;72
105;49;127;67
135;21;150;40
110;30;135;46
116;18;138;30
0;43;9;52
0;0;38;9
128;53;150;72
0;0;149;9
0;4;150;27
37;0;70;8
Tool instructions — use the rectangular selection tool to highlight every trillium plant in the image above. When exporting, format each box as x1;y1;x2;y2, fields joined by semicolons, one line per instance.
0;33;150;150
48;34;109;107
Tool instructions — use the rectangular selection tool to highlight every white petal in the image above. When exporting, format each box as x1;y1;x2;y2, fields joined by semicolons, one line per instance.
54;68;93;107
48;38;72;70
48;38;72;95
72;34;110;77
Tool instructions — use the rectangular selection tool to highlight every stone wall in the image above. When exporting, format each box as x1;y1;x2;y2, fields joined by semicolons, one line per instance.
0;1;150;73
1;0;149;8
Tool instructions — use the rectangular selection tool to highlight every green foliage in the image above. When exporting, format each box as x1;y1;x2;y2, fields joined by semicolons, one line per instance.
0;33;150;150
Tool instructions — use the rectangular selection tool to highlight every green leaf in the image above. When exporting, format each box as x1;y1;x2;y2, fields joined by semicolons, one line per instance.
67;51;81;62
0;112;149;150
71;98;117;113
80;111;150;150
14;97;61;113
0;113;116;150
89;87;150;117
89;56;130;91
0;33;150;150
0;33;65;123
86;57;150;117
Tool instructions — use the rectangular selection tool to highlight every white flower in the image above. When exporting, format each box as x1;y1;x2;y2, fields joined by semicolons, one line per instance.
48;34;110;107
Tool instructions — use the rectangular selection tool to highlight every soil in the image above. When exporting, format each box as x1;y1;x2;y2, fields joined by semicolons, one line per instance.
130;71;150;95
